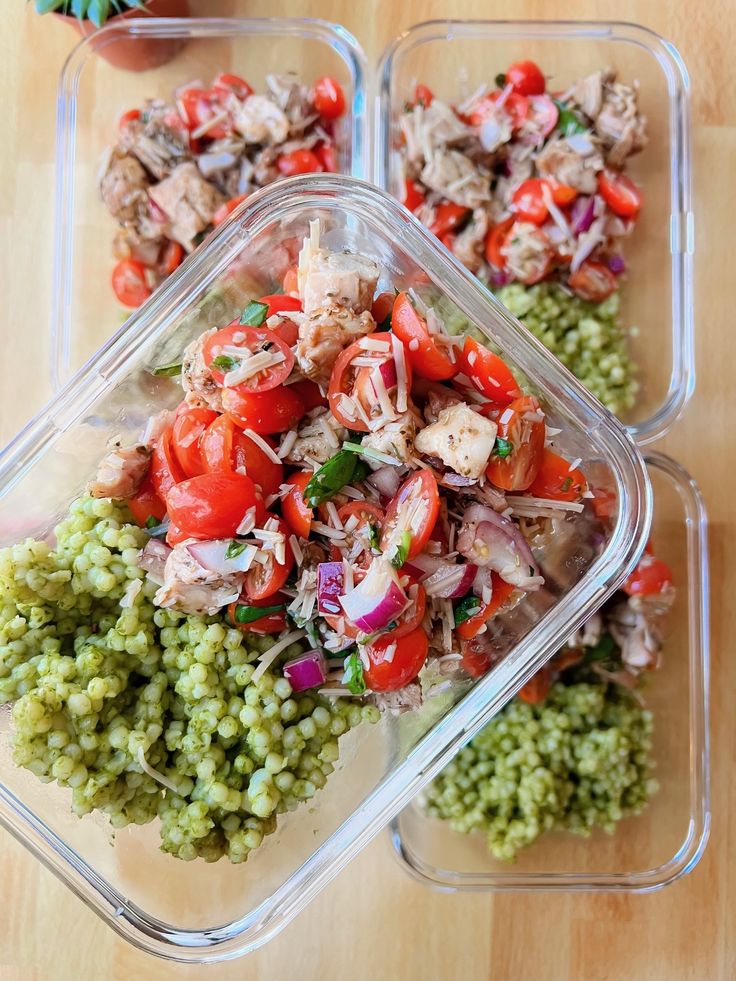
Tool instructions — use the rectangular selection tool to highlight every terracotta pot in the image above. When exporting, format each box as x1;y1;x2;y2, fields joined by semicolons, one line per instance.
56;0;190;72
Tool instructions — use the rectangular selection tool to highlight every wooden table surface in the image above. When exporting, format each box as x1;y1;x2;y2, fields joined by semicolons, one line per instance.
1;0;734;978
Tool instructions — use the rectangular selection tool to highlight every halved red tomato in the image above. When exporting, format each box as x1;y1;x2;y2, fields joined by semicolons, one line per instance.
328;340;371;431
363;627;429;692
166;472;262;540
484;217;515;269
512;178;549;225
313;76;346;119
413;83;434;108
229;593;288;635
623;555;673;597
112;259;151;308
597;170;643;219
211;72;253;102
171;406;218;478
429;202;470;238
166;522;190;547
200;415;283;497
330;501;384;571
126;471;166;527
281;471;314;539
485;395;546;491
517;665;553;704
460;635;495;678
458;337;521;404
380;470;440;564
223;386;305;435
456;574;518;640
505;60;546;96
314;141;338;173
244;516;294;600
568;260;618;303
288;379;328;413
528;449;587;501
178;86;230;139
255;294;302;346
402;179;426;213
150;427;186;500
391;292;457;382
469;91;529;129
213;194;248;227
277;149;324;176
202;322;294;392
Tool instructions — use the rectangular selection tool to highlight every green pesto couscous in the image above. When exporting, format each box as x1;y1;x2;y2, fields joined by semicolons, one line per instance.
0;498;378;863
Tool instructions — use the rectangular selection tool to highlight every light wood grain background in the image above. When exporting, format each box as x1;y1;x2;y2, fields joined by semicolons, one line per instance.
1;1;734;978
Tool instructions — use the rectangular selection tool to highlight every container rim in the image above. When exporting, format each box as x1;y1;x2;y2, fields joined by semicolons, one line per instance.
374;19;694;446
5;173;651;960
50;15;369;391
389;451;710;893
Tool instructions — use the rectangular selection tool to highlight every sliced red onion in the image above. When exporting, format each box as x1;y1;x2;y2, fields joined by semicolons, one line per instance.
479;116;506;152
571;196;595;236
458;503;543;591
283;649;327;692
607;254;626;275
140;539;171;585
318;562;345;616
489;267;513;287
339;559;407;632
368;358;398;397
528;94;558;137
367;465;401;500
422;561;477;599
187;539;253;574
402;552;444;580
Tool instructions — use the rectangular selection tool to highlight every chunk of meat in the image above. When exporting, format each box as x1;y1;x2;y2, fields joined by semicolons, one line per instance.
450;209;489;273
99;149;150;224
595;78;648;167
285;407;347;466
565;611;604;650
149;162;226;252
181;329;224;412
119;111;191;181
415;403;497;480
501;221;553;284
400;101;473;165
301;250;380;316
422;385;463;425
608;588;674;674
153;542;242;615
421;150;491;209
369;681;423;715
265;73;316;132
139;539;172;585
535;137;604;194
88;443;150;500
112;228;164;266
140;409;176;450
296;305;376;387
362;412;416;466
234;94;290;145
570;70;605;120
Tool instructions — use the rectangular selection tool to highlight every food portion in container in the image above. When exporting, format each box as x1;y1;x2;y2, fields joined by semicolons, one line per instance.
0;219;613;863
394;61;647;414
100;72;347;308
422;542;674;860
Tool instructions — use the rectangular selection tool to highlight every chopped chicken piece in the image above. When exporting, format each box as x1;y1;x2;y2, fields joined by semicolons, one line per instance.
149;162;225;252
423;385;463;425
285;408;347;466
112;227;164;266
570;70;606;120
415;403;497;479
99;149;150;224
301;250;380;316
595;77;648;167
420;150;491;209
234;94;290;145
119;108;191;181
566;611;604;650
400;102;473;165
535;137;604;194
450;209;489;273
296;306;376;387
181;329;224;412
88;444;150;499
362;413;416;465
265;73;316;132
608;588;674;674
153;542;243;615
370;681;423;715
501;221;553;284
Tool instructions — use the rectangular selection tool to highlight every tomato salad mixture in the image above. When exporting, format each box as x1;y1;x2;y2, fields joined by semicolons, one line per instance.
89;221;605;713
397;61;646;302
100;72;347;308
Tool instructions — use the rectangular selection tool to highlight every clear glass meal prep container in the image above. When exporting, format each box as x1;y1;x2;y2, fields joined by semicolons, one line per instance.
376;20;694;445
1;175;651;961
51;16;369;389
391;452;709;892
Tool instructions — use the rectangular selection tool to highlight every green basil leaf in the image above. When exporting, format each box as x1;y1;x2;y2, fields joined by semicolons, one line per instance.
240;300;269;326
561;476;573;493
343;649;366;695
553;99;587;137
493;437;513;459
453;594;481;625
212;354;237;370
304;450;357;506
145;515;158;529
234;603;284;625
226;540;248;559
390;530;412;569
368;522;381;551
583;632;619;664
152;362;182;377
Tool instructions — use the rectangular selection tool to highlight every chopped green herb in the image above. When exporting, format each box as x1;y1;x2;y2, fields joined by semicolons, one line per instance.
368;522;381;550
152;362;182;377
234;603;284;625
582;632;619;665
352;459;370;484
145;515;158;529
561;476;573;493
454;594;481;625
495;72;507;88
304;450;358;506
493;437;513;458
226;540;248;560
240;300;269;326
343;649;366;695
553;99;587;137
390;530;412;569
140;111;150;125
212;354;237;371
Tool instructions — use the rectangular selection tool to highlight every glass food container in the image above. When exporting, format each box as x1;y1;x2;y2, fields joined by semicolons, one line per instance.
1;175;651;961
51;16;369;389
376;20;694;445
391;452;709;892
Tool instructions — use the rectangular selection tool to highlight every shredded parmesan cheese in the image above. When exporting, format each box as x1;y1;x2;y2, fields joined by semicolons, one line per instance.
243;428;282;465
251;629;306;683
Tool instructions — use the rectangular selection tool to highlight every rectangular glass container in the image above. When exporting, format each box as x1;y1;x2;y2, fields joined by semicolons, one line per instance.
391;452;709;892
1;175;650;960
376;20;694;444
51;16;369;388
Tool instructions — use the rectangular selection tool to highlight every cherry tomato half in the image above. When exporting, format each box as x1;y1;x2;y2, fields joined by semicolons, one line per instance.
597;170;643;219
166;522;191;547
568;260;618;303
244;516;294;601
456;574;518;640
118;108;141;132
223;386;305;435
166;472;262;540
313;76;346;119
458;337;522;405
528;449;587;501
469;91;529;130
314;141;339;173
512;178;550;226
485;395;546;491
178;87;230;139
506;60;546;97
392;292;458;382
112;259;151;308
171;406;218;478
430;202;470;238
213;194;248;227
288;379;328;413
328;340;371;431
402;179;426;213
150;427;186;501
380;470;440;564
200;415;283;497
623;555;673;597
211;72;253;102
331;500;384;571
281;471;314;539
203;322;294;392
160;239;184;276
363;627;429;693
277;149;324;177
126;471;166;527
414;84;434;108
484;217;515;269
517;665;553;704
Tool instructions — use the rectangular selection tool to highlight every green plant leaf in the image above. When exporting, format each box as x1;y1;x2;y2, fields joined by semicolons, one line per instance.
87;0;111;26
389;530;412;569
71;0;91;19
240;301;269;326
453;594;481;625
234;603;284;625
152;362;182;377
35;0;69;14
343;649;366;695
303;450;357;506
